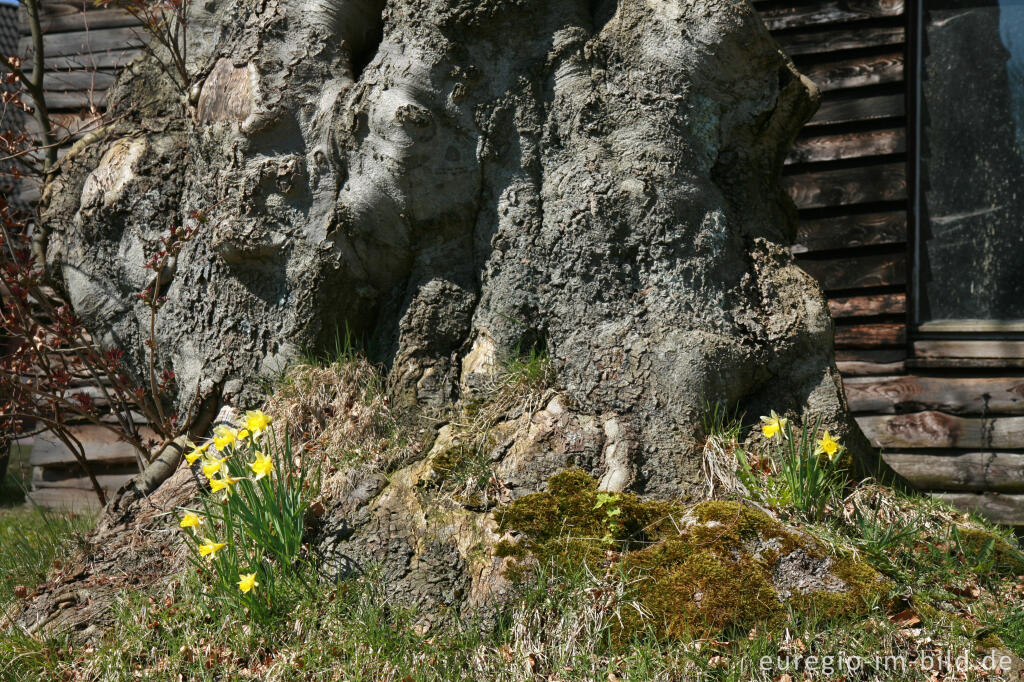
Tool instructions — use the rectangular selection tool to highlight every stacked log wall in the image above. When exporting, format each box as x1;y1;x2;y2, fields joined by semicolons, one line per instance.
16;0;142;205
759;0;1024;526
14;1;143;509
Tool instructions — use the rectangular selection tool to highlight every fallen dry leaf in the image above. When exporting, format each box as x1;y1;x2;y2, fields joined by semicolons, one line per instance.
890;607;921;627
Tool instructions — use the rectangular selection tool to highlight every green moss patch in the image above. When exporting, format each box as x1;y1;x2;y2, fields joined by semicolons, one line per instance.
496;470;889;640
954;527;1024;575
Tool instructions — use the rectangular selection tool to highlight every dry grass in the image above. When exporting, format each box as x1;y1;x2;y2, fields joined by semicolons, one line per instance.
261;359;432;504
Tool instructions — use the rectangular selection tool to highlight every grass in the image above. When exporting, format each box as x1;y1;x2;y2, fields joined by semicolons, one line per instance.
0;443;33;507
0;505;94;607
1;447;95;676
3;385;1024;680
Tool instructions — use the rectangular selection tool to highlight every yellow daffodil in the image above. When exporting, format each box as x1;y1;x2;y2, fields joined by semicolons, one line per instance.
184;442;211;465
213;425;238;450
238;572;259;593
249;452;274;481
198;539;226;559
815;431;841;461
209;476;240;494
760;411;788;439
244;410;272;437
179;512;203;529
202;457;228;479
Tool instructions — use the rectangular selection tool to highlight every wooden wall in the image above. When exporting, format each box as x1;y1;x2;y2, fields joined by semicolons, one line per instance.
14;1;143;509
759;0;1024;526
16;0;142;205
758;0;909;367
1;2;23;207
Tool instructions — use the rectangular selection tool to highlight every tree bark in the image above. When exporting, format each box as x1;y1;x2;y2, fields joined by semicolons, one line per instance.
41;0;881;497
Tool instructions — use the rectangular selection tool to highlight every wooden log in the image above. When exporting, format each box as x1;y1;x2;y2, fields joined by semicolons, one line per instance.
882;451;1024;493
802;53;904;93
19;27;143;58
37;70;117;92
799;252;906;290
33;466;136;490
836;348;907;364
760;0;905;30
914;341;1024;360
858;412;1024;449
834;322;905;348
917;320;1024;334
784;162;906;209
22;7;140;34
26;487;104;512
21;48;144;71
29;424;153;467
793;211;906;254
27;90;106;110
786;128;905;165
808;93;905;126
774;26;905;56
17;185;41;205
828;292;905;318
907;358;1024;370
845;376;1024;414
931;493;1024;527
836;360;905;375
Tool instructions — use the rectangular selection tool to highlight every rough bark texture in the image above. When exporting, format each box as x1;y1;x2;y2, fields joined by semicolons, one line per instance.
29;0;890;634
43;0;871;495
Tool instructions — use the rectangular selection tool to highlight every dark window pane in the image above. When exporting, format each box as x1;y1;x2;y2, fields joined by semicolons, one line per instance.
918;0;1024;323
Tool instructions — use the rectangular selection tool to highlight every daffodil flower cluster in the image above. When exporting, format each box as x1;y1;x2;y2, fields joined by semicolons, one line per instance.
739;411;849;521
759;410;845;463
174;409;319;619
177;411;274;594
184;410;274;497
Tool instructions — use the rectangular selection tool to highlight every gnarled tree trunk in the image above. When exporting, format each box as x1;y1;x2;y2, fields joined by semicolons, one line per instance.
32;0;895;629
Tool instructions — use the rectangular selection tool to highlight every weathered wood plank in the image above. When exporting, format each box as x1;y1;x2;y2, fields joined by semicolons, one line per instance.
38;70;117;91
775;26;905;56
26;487;104;512
793;211;906;253
19;27;143;58
784;162;906;209
836;360;905;375
29;425;151;467
802;53;903;92
799;252;906;290
836;348;907;364
931;493;1024;527
914;341;1024;360
808;93;905;126
761;0;905;30
22;7;140;34
21;48;144;71
27;90;106;110
918;320;1024;333
786;128;905;165
882;451;1024;493
845;376;1024;414
829;292;905;318
33;466;136;490
859;412;1024;449
908;358;1024;370
834;322;905;348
